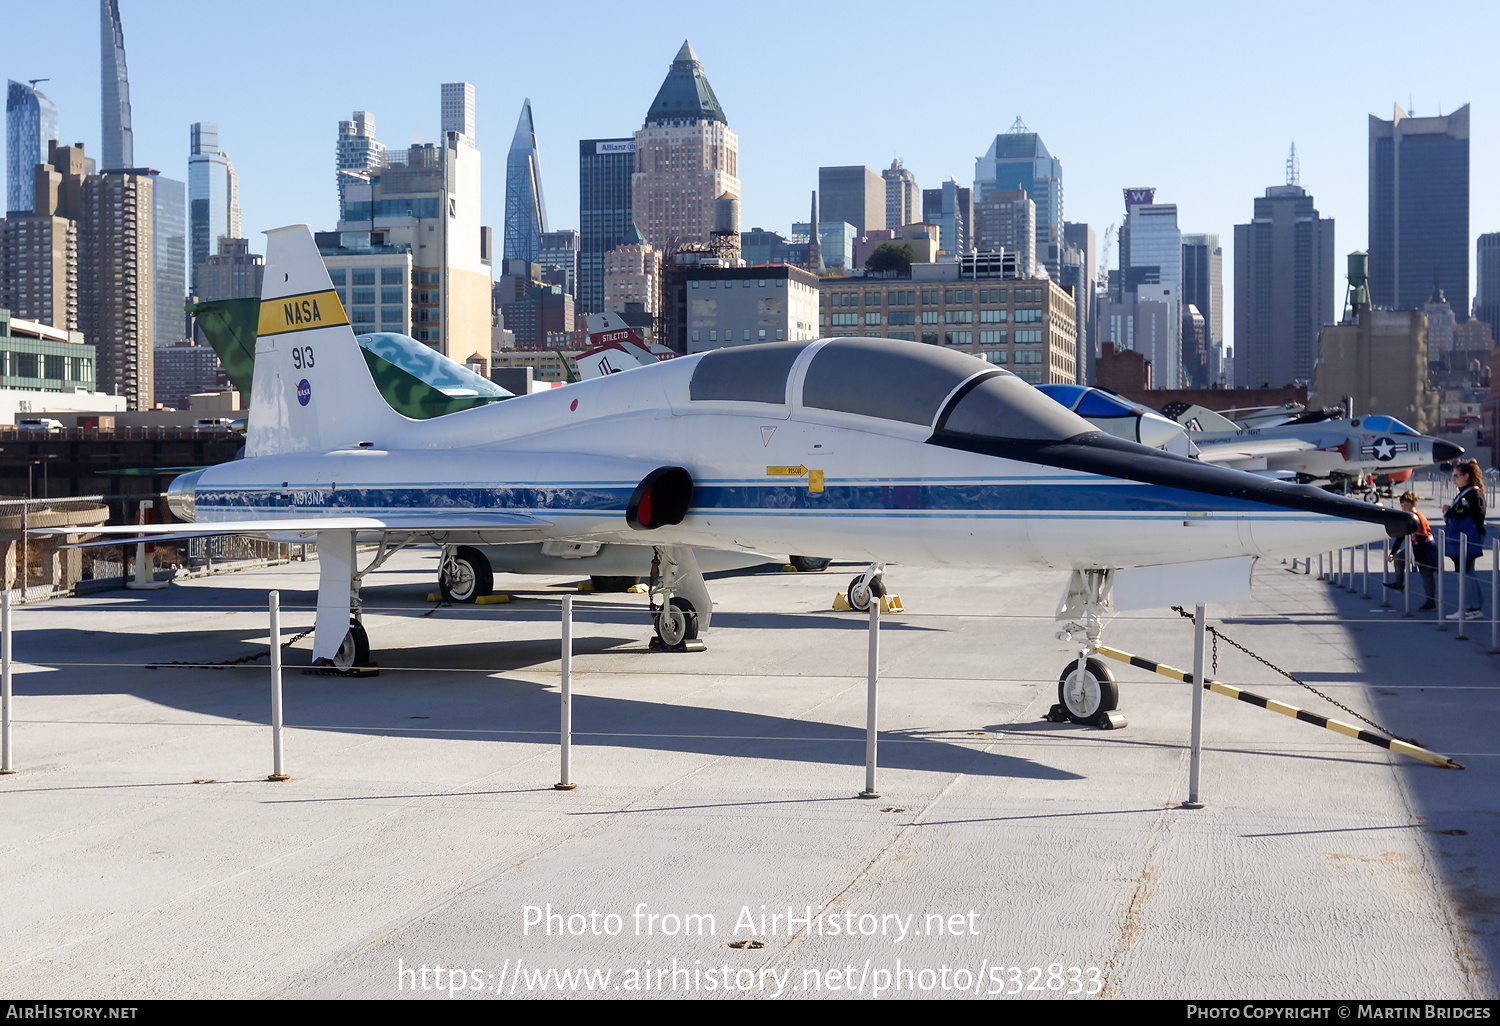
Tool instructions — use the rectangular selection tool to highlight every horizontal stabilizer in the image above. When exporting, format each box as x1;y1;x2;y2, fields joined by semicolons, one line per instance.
1196;437;1318;463
31;512;550;548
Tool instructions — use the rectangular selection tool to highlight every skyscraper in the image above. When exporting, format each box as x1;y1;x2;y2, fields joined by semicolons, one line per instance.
0;140;85;331
330;86;488;358
100;0;133;170
818;166;884;236
1233;184;1335;388
188;122;241;292
81;168;153;408
152;173;186;348
972;189;1035;273
1117;189;1182;387
1062;222;1096;384
1477;233;1500;335
883;159;919;232
7;80;59;216
974;119;1062;275
1181;233;1223;383
504;99;548;263
1368;103;1469;315
442;82;476;139
632;41;740;250
578;137;635;315
336;111;386;220
922;180;971;255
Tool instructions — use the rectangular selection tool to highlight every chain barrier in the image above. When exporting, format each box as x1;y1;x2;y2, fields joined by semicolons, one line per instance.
146;628;315;670
1169;605;1422;747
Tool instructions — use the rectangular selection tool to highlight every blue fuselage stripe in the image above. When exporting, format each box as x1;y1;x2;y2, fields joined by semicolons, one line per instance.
195;480;1304;520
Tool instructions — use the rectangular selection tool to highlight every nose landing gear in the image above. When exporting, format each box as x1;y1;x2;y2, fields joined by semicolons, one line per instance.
1049;569;1125;728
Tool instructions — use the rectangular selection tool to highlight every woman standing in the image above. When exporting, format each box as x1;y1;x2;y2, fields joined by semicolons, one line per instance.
1442;459;1487;620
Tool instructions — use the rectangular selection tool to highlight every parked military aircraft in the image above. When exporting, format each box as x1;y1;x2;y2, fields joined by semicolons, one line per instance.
1035;384;1193;453
46;226;1416;727
1159;401;1463;491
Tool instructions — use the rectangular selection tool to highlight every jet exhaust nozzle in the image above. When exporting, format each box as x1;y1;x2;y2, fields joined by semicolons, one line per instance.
627;466;694;530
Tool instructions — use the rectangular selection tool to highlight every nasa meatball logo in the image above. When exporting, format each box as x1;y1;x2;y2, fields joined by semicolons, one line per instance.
296;378;311;406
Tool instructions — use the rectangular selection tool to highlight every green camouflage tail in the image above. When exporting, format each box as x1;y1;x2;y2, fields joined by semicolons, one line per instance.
187;297;507;419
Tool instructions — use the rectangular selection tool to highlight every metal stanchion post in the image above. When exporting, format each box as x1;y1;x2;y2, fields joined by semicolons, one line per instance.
1381;539;1392;608
859;600;881;799
1403;536;1413;617
1458;535;1469;640
1362;543;1369;599
556;594;576;790
1;591;12;774
1183;604;1207;810
1436;529;1447;630
1491;545;1498;654
268;591;289;781
1318;552;1324;580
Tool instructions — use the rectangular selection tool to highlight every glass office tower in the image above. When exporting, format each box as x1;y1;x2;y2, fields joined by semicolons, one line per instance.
7;80;59;215
504;99;548;263
1369;104;1469;315
100;0;133;170
578;137;635;315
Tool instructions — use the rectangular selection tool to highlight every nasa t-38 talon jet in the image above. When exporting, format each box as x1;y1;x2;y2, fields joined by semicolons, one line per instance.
42;225;1417;724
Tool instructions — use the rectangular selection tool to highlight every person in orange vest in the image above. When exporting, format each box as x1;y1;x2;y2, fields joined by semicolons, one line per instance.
1385;490;1437;611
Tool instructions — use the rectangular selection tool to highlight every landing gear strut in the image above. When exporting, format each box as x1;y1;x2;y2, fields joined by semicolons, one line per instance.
1051;569;1123;727
311;530;414;675
648;546;711;651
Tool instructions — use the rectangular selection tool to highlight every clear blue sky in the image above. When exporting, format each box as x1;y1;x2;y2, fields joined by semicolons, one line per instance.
8;0;1498;352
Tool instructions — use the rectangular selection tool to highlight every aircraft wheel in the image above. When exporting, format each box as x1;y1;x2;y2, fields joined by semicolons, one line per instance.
654;597;698;647
590;575;640;592
333;620;370;672
847;573;885;611
440;546;491;603
1057;658;1118;726
790;556;831;572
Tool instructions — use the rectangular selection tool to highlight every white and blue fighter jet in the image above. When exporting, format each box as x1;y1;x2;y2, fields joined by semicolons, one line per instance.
47;226;1417;724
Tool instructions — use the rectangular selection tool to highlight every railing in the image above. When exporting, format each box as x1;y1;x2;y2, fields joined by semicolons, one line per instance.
0;426;242;442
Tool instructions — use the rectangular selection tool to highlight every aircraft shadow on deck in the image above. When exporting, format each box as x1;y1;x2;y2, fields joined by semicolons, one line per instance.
12;623;1080;782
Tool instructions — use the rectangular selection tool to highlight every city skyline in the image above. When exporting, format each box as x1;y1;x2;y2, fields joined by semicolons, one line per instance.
3;0;1497;355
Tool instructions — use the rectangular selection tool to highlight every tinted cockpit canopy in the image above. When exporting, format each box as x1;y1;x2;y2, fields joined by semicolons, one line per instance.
357;332;512;398
687;337;1095;442
1359;415;1419;436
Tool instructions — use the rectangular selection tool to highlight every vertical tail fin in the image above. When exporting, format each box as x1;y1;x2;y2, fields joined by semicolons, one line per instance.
246;225;408;457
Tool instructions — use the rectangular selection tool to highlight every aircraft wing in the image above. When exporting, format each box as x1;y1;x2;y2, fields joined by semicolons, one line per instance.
30;512;550;548
1195;437;1319;464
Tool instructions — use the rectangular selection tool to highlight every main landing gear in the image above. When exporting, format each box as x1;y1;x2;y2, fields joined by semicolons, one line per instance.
1050;569;1123;728
648;545;712;652
845;564;886;612
439;545;492;603
311;530;414;675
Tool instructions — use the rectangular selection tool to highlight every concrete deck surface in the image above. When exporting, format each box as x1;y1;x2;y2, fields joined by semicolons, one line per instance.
0;523;1495;1000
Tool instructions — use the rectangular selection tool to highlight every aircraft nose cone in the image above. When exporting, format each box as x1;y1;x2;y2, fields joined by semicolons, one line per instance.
1432;439;1466;462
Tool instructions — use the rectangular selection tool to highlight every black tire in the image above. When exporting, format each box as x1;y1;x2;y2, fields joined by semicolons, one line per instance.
848;574;872;611
654;597;698;646
440;546;491;603
333;620;370;672
847;573;885;611
590;575;641;592
790;556;831;573
1057;657;1119;726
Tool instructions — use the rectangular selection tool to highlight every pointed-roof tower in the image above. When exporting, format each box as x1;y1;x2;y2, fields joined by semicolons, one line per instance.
504;98;548;263
631;42;739;252
645;41;728;126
